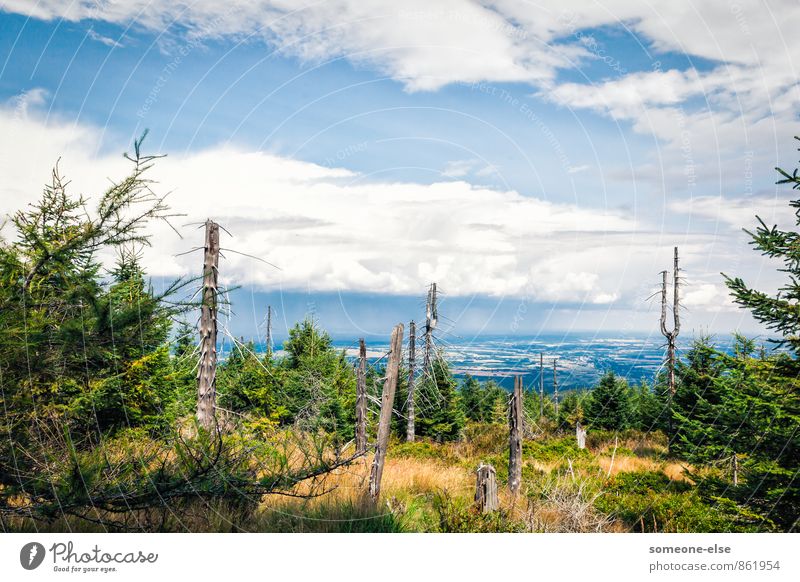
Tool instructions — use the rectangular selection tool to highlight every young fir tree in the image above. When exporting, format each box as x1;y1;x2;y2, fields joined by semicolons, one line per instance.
584;371;634;430
695;144;800;530
414;351;464;441
557;390;585;428
279;317;356;442
460;375;505;423
723;137;800;356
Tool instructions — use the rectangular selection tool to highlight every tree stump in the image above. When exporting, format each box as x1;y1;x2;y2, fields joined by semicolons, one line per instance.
576;422;587;449
475;464;499;513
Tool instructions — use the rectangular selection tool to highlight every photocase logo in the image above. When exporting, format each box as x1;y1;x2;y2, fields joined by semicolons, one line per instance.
20;542;46;570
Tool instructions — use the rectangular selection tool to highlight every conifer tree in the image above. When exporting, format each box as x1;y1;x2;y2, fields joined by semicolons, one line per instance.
584;372;634;430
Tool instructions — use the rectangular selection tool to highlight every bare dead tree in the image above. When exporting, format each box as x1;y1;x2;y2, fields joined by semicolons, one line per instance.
509;375;524;494
660;246;681;439
406;320;416;442
423;283;437;371
197;219;220;431
369;323;404;501
475;464;499;513
356;338;368;454
265;304;273;356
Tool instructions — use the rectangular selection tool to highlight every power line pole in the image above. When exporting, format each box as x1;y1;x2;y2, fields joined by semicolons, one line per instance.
197;219;220;431
553;358;559;422
539;352;544;418
406;320;416;442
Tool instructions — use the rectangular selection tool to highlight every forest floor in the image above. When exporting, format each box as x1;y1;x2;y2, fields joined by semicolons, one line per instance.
254;424;736;533
4;424;744;533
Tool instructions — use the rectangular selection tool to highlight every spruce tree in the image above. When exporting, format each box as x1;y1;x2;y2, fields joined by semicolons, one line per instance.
584;371;634;430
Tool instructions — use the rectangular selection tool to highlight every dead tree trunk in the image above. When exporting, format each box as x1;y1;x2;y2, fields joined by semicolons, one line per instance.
475;464;499;513
423;283;437;371
356;338;368;454
265;305;273;356
196;219;220;431
369;323;404;501
732;454;739;486
553;359;559;422
576;422;587;449
539;352;544;418
406;320;416;442
508;375;523;494
660;247;681;440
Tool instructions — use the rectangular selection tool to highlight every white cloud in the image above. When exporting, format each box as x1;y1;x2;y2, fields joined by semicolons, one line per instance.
442;159;497;178
4;0;797;199
0;97;636;301
669;195;793;229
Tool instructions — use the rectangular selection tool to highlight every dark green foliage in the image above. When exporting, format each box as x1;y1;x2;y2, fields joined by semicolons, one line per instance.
584;372;635;430
723;138;800;355
632;379;668;433
217;341;285;424
459;375;505;423
278;318;357;443
557;390;586;428
596;471;749;532
0;143;185;458
672;339;799;531
522;436;590;463
414;353;465;441
432;491;522;533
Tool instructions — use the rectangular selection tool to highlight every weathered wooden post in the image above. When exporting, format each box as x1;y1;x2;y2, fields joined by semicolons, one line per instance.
196;219;220;431
475;464;499;513
369;323;404;501
508;375;523;494
576;422;587;449
406;320;416;442
355;338;368;454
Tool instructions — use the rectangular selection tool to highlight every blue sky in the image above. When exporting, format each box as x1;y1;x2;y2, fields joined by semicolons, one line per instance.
1;1;798;338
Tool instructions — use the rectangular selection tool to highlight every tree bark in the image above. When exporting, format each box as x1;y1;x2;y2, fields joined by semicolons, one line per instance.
406;320;416;442
196;220;220;431
369;323;404;501
508;375;523;494
475;464;499;513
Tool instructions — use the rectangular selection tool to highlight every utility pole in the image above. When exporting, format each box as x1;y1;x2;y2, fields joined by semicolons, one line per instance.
660;247;681;440
265;305;273;356
423;283;438;372
553;358;559;421
369;323;404;501
406;320;416;442
355;338;367;454
539;352;544;418
197;219;220;431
